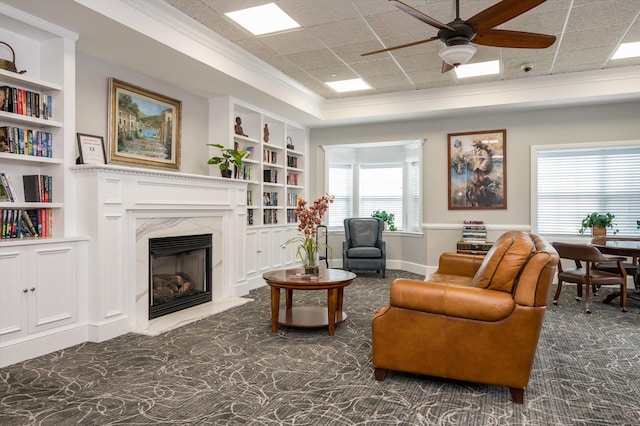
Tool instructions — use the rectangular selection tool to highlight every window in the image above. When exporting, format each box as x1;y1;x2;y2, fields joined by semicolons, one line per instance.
534;143;640;236
326;141;422;232
359;164;403;226
328;163;352;228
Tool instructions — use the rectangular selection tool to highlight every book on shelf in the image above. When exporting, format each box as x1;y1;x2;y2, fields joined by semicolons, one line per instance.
0;126;53;157
245;146;254;159
23;174;52;203
1;173;15;202
0;208;47;239
0;85;52;119
263;169;278;183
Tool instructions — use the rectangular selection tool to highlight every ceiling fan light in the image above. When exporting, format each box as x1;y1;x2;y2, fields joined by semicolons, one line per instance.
438;45;477;66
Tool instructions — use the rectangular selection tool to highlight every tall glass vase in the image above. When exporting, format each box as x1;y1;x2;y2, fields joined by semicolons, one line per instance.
303;240;320;276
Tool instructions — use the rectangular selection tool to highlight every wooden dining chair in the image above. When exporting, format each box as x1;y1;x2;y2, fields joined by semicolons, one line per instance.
591;237;640;294
551;242;627;313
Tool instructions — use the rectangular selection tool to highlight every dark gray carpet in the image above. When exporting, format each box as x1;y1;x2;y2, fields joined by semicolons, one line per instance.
1;270;640;425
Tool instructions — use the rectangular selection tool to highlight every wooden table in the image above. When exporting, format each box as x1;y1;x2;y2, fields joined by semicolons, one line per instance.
262;268;356;336
592;238;640;302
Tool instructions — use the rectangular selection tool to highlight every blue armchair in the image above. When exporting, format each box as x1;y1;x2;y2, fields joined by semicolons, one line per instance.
343;218;386;277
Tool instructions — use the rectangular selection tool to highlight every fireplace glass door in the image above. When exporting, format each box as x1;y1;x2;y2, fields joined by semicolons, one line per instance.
149;233;212;319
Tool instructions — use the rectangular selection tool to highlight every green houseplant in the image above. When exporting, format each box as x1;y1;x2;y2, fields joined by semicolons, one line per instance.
206;143;248;178
371;210;396;231
579;212;619;236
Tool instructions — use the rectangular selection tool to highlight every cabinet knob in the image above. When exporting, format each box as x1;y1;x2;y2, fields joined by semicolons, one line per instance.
30;287;36;292
257;250;262;253
23;288;28;293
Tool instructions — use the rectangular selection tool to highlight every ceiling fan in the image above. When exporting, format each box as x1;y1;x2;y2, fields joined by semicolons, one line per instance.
362;0;556;73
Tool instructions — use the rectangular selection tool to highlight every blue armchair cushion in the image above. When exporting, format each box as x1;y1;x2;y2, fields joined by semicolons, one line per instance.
347;247;382;258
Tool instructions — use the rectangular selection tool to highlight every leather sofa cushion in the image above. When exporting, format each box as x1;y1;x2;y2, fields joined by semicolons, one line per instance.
471;231;535;293
390;279;515;321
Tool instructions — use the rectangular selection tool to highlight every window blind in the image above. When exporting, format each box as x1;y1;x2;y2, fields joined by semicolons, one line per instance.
328;163;352;229
537;145;640;235
359;164;403;230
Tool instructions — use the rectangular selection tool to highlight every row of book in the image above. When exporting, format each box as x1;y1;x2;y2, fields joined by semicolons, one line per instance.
264;149;279;164
263;169;278;183
0;173;53;203
263;209;278;225
247;209;254;226
286;172;299;186
1;85;53;119
1;208;52;239
286;208;298;223
287;155;298;168
263;191;279;206
462;220;487;243
234;164;252;180
0;126;53;157
286;192;298;207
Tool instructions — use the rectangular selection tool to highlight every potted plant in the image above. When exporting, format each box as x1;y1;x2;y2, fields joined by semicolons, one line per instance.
371;210;396;231
206;143;248;178
579;212;619;236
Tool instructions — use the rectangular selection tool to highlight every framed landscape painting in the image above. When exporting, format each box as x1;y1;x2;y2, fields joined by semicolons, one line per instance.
448;129;507;210
108;78;181;170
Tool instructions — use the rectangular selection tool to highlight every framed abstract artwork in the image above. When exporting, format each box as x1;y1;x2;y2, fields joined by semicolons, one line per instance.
448;129;507;210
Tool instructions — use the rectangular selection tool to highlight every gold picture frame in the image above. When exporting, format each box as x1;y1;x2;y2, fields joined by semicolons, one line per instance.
448;129;507;210
108;78;181;170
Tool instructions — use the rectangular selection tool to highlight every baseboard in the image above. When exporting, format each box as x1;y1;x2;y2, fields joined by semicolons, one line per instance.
0;325;88;368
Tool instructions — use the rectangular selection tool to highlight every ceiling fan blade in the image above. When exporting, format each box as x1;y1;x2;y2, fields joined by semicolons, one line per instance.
472;29;556;49
390;0;455;31
442;61;455;73
467;0;547;30
361;36;439;56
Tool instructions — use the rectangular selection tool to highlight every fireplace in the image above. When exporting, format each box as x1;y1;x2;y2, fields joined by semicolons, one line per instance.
149;233;212;319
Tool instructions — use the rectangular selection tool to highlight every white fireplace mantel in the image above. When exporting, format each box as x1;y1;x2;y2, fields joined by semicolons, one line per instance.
72;165;250;342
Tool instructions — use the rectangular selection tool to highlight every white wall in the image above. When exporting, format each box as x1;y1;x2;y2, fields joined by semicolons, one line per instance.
311;100;640;268
75;53;211;176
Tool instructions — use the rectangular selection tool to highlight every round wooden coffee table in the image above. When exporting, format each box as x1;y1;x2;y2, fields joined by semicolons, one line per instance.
262;268;356;336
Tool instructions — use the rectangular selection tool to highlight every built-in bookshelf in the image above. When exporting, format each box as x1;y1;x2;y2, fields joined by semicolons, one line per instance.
0;6;75;243
209;97;306;227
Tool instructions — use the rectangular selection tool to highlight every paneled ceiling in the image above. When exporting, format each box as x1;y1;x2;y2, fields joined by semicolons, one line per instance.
164;0;640;100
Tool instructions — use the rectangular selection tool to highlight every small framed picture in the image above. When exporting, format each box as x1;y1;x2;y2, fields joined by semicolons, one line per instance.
77;133;107;165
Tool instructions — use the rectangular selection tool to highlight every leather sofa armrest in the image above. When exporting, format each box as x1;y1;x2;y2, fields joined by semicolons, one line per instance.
389;278;515;322
435;253;484;277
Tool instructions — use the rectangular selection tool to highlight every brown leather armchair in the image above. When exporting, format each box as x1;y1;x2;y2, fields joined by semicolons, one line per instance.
372;231;559;403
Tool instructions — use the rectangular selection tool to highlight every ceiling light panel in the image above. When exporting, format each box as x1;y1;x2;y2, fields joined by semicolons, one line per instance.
226;3;300;36
325;78;372;93
455;60;500;79
612;41;640;59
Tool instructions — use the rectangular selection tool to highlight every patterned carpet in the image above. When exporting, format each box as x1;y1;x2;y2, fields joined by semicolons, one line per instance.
1;270;640;425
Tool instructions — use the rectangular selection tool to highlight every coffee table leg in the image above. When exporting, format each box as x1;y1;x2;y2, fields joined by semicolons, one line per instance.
286;289;293;310
327;288;337;336
271;286;280;333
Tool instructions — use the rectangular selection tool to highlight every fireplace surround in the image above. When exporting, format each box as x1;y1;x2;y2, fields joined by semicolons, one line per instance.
73;164;255;341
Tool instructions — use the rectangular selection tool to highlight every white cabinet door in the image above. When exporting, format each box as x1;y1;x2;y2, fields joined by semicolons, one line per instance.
269;227;285;269
30;244;77;334
246;229;259;277
257;229;272;273
0;249;29;342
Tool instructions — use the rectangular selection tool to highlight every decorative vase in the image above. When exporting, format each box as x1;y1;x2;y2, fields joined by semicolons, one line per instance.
303;250;320;276
592;226;606;237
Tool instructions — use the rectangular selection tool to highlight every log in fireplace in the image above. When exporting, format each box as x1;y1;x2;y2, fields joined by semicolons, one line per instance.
149;233;212;319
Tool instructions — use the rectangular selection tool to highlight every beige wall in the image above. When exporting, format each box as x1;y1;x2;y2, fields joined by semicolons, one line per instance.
311;101;640;270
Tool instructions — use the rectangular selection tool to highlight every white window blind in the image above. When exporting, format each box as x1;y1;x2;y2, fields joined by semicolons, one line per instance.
328;163;352;228
407;160;421;232
537;145;640;235
359;164;403;230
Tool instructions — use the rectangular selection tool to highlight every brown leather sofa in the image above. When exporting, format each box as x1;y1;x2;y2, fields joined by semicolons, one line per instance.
372;231;559;403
